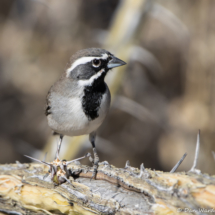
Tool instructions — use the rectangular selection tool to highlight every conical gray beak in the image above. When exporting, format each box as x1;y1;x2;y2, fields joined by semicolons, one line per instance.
107;56;126;69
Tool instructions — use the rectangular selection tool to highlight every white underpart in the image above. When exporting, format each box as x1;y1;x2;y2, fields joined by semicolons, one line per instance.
78;69;105;86
66;54;109;77
47;84;111;136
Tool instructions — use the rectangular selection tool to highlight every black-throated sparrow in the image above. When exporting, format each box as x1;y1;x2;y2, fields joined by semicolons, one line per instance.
46;48;126;178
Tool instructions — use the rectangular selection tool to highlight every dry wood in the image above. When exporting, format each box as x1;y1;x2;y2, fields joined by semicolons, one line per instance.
0;161;215;215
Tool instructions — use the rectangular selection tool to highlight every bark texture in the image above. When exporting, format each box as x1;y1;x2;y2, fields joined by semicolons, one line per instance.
0;162;215;215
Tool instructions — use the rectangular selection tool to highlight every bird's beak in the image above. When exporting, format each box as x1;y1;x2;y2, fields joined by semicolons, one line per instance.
107;56;126;69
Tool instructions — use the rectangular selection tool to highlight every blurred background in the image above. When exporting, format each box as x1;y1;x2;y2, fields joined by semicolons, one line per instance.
0;0;215;174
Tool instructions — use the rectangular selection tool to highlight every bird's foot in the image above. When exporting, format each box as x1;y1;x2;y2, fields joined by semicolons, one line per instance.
25;153;90;185
88;153;99;180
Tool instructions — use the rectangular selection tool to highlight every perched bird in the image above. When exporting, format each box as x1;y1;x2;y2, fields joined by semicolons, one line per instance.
45;48;126;178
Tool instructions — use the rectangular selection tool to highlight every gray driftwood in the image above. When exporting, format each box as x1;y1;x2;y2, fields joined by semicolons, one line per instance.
0;161;215;215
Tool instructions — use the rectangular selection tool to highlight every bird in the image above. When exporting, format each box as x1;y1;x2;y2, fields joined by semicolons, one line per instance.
45;48;126;178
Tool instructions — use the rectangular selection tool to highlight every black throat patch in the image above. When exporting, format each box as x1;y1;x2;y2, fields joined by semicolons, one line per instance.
82;75;106;121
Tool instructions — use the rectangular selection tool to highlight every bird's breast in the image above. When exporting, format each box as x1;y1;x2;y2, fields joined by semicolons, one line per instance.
47;83;110;136
81;81;107;121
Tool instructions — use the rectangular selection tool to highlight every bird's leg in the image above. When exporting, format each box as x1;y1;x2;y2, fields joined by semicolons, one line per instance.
55;134;63;160
25;133;90;185
89;132;99;179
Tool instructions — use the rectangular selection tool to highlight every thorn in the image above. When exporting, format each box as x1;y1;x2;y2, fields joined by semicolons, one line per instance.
140;163;145;171
61;176;75;187
24;155;51;167
125;160;130;168
189;130;200;172
170;153;187;173
43;152;48;162
55;135;63;160
137;163;145;178
66;153;91;165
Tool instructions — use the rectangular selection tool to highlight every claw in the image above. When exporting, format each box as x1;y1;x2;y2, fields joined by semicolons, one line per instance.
88;153;94;163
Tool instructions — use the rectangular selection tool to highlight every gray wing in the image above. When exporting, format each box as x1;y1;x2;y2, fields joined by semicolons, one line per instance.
45;90;52;116
45;78;77;117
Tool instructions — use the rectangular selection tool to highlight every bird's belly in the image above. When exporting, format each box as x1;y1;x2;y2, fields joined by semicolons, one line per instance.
48;93;109;136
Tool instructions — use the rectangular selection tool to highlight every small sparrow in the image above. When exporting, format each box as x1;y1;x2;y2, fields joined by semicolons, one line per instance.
45;48;126;178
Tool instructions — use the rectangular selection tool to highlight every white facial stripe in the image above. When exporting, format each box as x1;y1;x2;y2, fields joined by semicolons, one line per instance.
66;54;109;77
66;57;95;77
78;69;105;86
101;53;109;60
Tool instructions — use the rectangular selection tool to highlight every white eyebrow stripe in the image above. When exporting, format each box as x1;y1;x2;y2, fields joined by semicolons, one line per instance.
101;53;109;60
66;54;109;77
66;57;95;77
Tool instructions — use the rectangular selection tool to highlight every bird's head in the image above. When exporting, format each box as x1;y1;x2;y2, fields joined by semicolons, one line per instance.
65;48;126;86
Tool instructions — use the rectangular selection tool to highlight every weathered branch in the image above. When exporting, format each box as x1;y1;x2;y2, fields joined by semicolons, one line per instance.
0;161;215;215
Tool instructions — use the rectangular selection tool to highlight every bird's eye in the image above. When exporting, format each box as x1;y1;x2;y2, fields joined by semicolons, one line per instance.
108;56;112;61
92;59;101;67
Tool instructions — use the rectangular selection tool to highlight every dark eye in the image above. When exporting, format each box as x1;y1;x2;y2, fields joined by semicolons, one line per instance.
92;59;101;67
108;56;112;61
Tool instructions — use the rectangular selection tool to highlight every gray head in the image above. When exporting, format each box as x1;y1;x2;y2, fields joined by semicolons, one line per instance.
66;48;126;85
